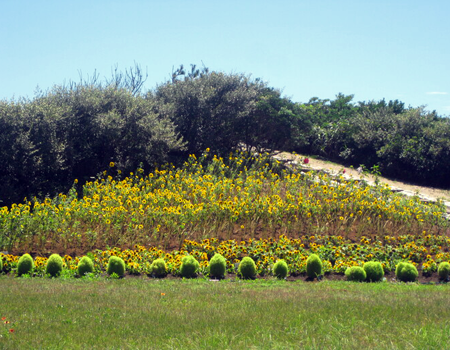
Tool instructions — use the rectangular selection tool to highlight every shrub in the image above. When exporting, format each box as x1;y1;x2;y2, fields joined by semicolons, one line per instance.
46;254;63;277
363;261;384;282
306;254;322;278
107;256;125;277
77;256;94;276
238;257;257;279
0;256;3;273
180;255;199;278
273;259;288;279
395;262;418;282
438;261;450;280
345;266;366;282
150;258;167;278
17;253;35;276
209;253;227;279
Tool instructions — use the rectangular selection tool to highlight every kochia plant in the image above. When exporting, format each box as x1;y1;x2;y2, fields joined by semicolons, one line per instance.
238;257;257;279
209;253;226;279
180;255;199;278
306;254;322;279
150;258;167;278
345;266;366;282
273;259;288;279
17;254;34;276
363;261;384;282
395;262;418;282
46;254;63;277
107;256;125;277
438;262;450;280
77;256;94;276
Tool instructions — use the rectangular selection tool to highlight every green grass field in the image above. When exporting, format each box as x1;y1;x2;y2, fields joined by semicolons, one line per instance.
1;277;449;349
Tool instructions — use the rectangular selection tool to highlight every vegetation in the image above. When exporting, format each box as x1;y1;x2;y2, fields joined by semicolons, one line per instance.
77;256;94;277
180;255;199;278
106;256;125;277
209;253;227;279
238;257;257;279
45;253;63;277
438;261;450;280
273;259;288;279
150;258;167;278
345;266;366;282
364;261;384;282
17;254;34;276
395;262;419;282
306;254;323;279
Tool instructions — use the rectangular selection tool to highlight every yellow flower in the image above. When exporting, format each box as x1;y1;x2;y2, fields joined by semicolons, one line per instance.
109;162;115;168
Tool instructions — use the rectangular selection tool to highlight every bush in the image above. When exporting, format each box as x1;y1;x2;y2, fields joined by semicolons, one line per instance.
209;253;227;279
363;261;384;282
77;256;94;276
395;262;418;282
438;262;450;280
0;256;3;273
306;254;322;279
107;256;125;277
238;257;257;279
17;254;35;276
180;255;199;278
273;259;288;279
345;266;366;282
150;258;167;278
46;254;63;277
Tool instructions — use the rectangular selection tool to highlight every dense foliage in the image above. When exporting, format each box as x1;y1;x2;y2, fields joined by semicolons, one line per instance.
2;65;449;207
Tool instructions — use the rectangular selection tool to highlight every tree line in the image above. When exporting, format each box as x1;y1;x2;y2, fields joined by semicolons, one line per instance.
1;64;449;206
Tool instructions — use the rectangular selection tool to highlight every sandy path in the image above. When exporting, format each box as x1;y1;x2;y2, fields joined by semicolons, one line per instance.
275;152;450;203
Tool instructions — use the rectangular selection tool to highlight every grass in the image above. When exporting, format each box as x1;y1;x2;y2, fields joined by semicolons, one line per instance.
1;277;450;349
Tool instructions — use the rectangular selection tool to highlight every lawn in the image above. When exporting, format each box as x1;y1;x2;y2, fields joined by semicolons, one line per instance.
1;277;449;349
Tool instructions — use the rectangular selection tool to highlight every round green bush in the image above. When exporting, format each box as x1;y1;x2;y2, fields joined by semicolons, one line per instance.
209;253;226;279
238;257;257;279
438;262;450;280
273;259;288;279
150;258;167;278
180;255;199;278
306;254;322;279
46;254;63;277
395;262;418;282
345;266;366;282
107;256;125;277
363;261;384;282
77;256;94;276
17;253;35;276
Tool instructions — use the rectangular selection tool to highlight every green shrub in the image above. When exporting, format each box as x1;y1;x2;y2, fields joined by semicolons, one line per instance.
77;256;94;276
306;254;322;278
438;262;450;280
238;257;257;279
209;253;227;279
273;259;288;279
363;261;384;282
46;254;63;277
345;266;366;282
150;258;167;278
17;253;35;276
180;255;199;278
107;256;125;277
0;256;3;273
395;262;418;282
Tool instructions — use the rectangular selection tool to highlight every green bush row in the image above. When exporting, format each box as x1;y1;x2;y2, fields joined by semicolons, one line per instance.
4;253;449;283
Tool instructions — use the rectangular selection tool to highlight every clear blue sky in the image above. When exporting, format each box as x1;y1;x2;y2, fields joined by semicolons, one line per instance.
1;0;449;116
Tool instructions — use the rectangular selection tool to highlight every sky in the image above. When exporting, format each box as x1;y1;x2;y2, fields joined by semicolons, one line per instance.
1;0;449;116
